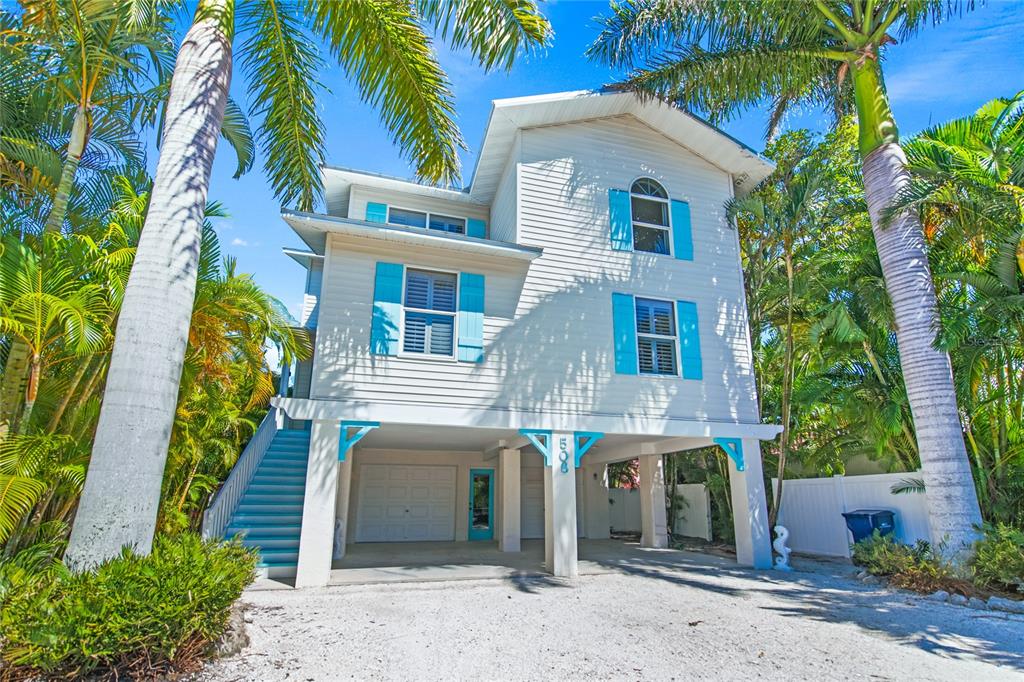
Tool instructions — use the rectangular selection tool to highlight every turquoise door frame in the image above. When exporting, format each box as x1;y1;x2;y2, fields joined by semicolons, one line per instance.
468;468;495;541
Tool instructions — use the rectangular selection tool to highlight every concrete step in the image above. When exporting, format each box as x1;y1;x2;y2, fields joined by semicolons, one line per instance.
240;535;299;550
247;483;305;495
258;458;307;469
258;548;299;563
250;476;306;486
225;523;301;538
262;446;305;456
239;493;304;506
230;513;302;526
236;502;303;515
258;465;309;476
266;442;310;451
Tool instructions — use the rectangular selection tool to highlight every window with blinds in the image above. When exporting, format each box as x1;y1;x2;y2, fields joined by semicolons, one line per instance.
403;269;457;356
635;297;678;375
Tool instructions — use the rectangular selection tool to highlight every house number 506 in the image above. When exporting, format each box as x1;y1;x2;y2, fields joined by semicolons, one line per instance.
558;437;569;474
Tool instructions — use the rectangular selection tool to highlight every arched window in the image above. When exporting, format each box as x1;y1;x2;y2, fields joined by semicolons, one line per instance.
630;178;671;254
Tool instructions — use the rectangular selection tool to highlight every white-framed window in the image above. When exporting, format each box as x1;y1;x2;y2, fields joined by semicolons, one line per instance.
388;207;466;235
630;178;671;255
401;269;457;357
635;297;678;375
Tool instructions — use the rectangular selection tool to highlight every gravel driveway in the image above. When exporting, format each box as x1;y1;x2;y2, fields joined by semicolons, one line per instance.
203;550;1024;681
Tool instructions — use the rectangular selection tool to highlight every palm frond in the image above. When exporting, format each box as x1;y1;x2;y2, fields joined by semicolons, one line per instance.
307;0;463;185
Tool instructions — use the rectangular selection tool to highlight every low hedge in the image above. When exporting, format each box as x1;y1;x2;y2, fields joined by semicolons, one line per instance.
971;523;1024;594
0;533;256;679
851;525;1024;598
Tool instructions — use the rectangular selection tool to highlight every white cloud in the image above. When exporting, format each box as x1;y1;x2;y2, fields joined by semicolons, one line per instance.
230;237;248;247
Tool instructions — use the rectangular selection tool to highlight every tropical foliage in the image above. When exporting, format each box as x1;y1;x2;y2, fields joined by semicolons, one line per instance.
667;96;1024;540
590;0;989;550
0;175;308;559
0;533;256;679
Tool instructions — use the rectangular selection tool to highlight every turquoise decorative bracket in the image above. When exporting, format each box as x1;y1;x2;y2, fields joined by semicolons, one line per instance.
573;432;604;467
339;421;380;461
519;429;553;465
713;437;744;471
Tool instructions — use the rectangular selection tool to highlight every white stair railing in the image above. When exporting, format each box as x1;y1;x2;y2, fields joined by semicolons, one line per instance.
202;406;279;539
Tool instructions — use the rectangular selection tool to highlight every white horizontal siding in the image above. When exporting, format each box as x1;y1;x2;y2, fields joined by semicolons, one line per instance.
302;259;323;328
347;186;489;227
489;134;519;243
310;114;758;427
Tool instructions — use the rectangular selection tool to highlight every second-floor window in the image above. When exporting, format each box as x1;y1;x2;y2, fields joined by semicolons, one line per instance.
635;297;678;375
388;207;467;235
403;269;456;357
630;178;671;255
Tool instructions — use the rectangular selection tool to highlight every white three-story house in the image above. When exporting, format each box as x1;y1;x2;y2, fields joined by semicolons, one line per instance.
203;90;781;587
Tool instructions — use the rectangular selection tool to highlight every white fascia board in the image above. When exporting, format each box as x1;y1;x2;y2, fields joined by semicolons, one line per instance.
281;209;542;262
271;397;783;441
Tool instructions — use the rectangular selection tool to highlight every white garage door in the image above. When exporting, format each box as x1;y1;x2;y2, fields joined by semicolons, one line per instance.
356;465;456;542
521;464;545;538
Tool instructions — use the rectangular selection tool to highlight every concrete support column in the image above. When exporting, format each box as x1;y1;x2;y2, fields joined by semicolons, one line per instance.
499;448;521;552
543;432;578;578
582;464;610;539
639;454;669;548
332;457;353;561
295;419;340;588
729;438;773;569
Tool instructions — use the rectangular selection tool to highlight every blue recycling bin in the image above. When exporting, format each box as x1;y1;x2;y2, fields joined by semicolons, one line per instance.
842;509;896;543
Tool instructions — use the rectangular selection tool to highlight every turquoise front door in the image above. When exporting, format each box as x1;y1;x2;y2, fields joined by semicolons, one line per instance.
468;469;494;541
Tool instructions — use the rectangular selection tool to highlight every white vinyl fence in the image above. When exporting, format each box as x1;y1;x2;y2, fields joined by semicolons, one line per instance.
608;484;712;541
772;472;931;558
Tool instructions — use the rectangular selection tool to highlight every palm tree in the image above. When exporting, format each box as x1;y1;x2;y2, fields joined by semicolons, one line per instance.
589;0;983;553
66;0;551;568
729;140;829;529
895;93;1024;524
4;0;176;234
0;234;109;432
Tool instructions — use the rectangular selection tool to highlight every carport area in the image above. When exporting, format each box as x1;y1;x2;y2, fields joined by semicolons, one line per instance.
271;398;780;588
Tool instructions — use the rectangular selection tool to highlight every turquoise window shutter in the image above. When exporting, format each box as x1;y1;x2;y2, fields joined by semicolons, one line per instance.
671;199;694;261
609;189;633;251
366;202;388;223
370;262;403;355
467;219;486;239
611;293;638;374
676;300;703;379
457;273;485;362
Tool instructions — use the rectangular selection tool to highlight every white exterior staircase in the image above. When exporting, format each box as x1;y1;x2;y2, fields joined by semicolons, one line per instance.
225;429;310;574
203;408;310;578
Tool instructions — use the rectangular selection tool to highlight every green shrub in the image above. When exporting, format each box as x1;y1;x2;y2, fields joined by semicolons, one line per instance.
971;524;1024;594
0;533;256;679
850;531;959;593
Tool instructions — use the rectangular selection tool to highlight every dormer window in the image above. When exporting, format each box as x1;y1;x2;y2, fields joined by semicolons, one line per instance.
630;178;670;255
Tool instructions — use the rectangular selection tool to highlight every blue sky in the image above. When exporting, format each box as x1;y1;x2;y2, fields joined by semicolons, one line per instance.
199;1;1024;319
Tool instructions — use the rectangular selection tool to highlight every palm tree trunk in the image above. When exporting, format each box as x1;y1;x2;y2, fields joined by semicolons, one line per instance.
18;352;41;433
0;342;30;435
862;142;983;553
43;105;90;235
65;0;234;570
46;354;94;434
769;249;795;531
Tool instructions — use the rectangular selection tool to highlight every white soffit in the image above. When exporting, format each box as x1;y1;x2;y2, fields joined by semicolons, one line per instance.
468;90;774;203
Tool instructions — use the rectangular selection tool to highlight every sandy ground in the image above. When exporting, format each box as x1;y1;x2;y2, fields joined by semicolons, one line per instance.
202;551;1024;681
